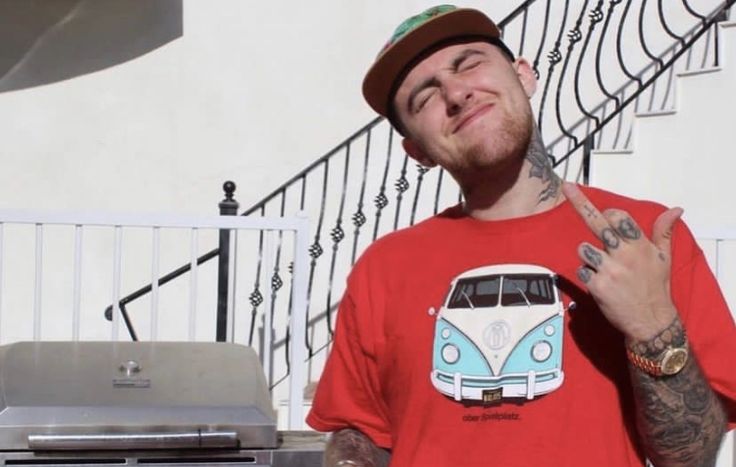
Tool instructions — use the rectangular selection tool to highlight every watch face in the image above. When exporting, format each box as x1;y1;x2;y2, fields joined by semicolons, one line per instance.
661;348;689;375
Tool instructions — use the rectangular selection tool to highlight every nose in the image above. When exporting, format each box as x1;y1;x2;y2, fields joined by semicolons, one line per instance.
443;76;473;116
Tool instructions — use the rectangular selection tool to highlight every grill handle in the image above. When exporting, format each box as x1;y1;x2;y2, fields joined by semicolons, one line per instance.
28;430;239;450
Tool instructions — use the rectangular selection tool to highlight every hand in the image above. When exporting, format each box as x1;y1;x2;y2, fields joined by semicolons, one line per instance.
562;183;684;342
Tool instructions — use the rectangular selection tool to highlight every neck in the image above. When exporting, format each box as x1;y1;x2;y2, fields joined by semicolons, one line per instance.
460;125;563;221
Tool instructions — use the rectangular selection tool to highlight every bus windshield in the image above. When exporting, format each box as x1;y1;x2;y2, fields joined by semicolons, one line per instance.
447;274;555;309
501;274;556;306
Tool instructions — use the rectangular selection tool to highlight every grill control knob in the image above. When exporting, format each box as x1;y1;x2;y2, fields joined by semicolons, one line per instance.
119;360;141;377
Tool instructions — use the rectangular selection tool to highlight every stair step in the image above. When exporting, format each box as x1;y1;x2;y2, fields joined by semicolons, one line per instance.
634;109;677;118
678;66;722;78
591;148;634;156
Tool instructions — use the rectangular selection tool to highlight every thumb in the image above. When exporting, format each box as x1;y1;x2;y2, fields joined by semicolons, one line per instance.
652;207;684;252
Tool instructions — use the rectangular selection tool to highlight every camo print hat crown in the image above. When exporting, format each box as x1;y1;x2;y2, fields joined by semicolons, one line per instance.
362;5;514;119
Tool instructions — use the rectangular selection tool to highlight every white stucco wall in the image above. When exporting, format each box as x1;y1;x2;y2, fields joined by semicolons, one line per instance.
0;0;517;215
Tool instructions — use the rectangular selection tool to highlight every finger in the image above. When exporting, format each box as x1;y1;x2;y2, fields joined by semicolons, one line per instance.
602;209;643;242
576;265;595;284
652;207;684;253
562;183;620;248
578;242;606;269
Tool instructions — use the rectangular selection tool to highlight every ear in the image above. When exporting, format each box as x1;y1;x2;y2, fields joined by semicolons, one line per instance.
513;57;538;98
402;138;437;167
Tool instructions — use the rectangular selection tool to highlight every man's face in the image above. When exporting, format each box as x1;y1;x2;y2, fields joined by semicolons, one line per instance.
393;41;536;184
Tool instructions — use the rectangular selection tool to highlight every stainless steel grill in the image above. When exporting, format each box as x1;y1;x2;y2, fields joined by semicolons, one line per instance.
0;342;323;466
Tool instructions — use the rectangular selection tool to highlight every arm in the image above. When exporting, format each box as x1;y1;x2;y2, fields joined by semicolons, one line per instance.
324;428;391;467
562;183;728;466
627;317;727;466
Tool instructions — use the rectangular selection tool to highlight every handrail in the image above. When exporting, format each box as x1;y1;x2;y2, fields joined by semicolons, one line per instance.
101;1;542;339
106;1;734;389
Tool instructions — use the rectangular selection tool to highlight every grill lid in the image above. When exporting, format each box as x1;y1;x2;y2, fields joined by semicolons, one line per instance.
0;341;277;450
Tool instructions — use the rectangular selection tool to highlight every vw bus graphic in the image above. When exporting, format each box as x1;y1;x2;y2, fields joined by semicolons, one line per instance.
431;264;568;403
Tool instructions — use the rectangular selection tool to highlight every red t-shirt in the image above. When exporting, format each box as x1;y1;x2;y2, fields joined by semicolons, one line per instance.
307;186;736;466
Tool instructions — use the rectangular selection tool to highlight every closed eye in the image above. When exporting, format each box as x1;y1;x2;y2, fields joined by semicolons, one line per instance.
458;59;482;72
414;88;438;113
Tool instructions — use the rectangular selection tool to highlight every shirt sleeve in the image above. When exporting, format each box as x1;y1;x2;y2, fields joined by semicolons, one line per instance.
306;286;392;448
670;221;736;430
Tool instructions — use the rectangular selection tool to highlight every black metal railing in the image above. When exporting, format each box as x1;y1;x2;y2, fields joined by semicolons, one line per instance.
105;0;734;391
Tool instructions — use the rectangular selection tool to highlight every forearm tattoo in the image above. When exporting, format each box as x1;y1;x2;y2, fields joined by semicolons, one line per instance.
526;125;561;203
628;318;727;466
324;429;391;467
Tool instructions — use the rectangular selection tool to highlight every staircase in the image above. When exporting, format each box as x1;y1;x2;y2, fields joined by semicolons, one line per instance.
590;19;736;467
591;21;736;235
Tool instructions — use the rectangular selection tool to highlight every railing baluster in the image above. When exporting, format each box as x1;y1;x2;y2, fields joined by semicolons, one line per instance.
372;127;394;241
658;0;687;48
262;230;275;388
72;225;83;341
33;224;43;341
616;0;644;88
573;2;605;130
225;227;237;343
325;144;351;336
700;24;712;69
393;154;410;230
553;1;589;149
532;0;553;79
639;0;665;70
594;1;623;113
518;5;529;57
410;165;430;226
150;227;161;340
188;228;199;342
248;208;266;346
433;169;445;215
307;159;332;348
536;0;570;133
661;55;676;110
0;224;3;342
351;129;372;265
111;226;123;341
288;213;310;429
273;191;287;382
217;182;239;342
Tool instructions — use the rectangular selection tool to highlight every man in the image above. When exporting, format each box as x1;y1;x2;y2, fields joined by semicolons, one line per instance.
307;5;736;466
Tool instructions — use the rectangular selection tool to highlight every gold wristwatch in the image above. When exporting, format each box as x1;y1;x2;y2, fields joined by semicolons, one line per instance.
626;341;689;376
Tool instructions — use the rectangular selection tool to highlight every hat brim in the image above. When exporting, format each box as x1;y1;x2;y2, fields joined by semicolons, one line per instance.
362;8;504;118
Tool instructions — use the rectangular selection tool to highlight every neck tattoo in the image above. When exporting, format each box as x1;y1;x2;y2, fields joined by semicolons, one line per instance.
525;126;562;205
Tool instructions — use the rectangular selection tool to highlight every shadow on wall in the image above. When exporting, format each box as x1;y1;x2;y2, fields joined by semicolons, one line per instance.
0;0;182;93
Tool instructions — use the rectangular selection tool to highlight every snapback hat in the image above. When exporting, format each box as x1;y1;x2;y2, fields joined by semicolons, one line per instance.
362;5;514;120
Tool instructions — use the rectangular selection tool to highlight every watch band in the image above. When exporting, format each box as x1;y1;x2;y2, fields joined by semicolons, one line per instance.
626;347;664;376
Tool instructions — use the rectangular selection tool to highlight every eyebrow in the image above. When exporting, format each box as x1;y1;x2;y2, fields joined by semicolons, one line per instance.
405;48;487;113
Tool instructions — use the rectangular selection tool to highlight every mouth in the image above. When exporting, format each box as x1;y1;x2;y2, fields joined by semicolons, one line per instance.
452;103;494;134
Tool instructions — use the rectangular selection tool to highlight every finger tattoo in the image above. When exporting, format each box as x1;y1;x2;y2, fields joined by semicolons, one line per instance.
577;266;593;283
582;244;603;267
601;228;620;249
584;204;598;219
618;218;641;240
